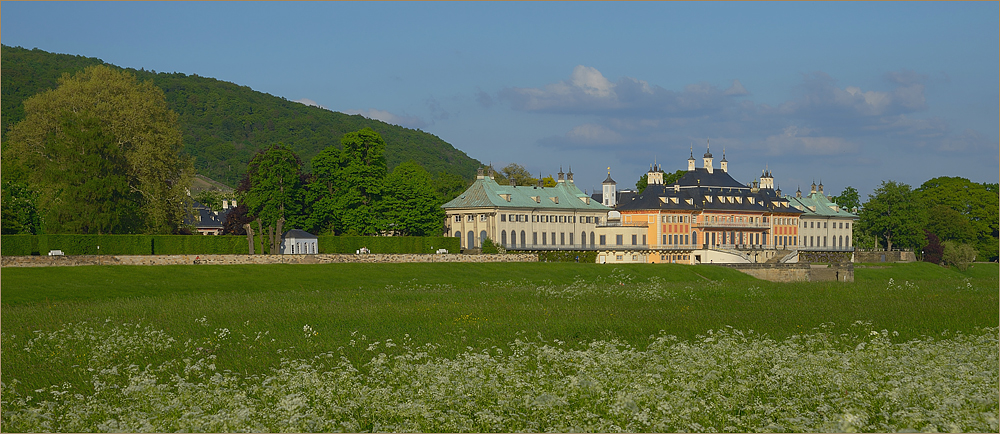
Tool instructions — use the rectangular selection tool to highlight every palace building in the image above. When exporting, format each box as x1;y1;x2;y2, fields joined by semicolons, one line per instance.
442;143;855;264
593;144;804;264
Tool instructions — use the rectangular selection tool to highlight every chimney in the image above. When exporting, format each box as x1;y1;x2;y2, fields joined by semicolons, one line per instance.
567;166;574;182
557;167;565;183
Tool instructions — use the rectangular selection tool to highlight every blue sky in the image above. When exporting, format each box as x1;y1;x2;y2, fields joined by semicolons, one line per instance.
3;2;997;199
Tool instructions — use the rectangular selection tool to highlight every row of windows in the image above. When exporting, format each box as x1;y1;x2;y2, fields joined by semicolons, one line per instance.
660;254;690;262
802;221;851;230
803;235;851;247
458;213;604;225
500;230;597;248
662;234;691;245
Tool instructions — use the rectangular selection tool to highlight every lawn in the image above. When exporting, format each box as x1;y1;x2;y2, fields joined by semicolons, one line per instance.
2;261;997;432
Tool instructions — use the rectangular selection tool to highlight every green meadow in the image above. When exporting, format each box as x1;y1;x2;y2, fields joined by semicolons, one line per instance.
2;261;997;432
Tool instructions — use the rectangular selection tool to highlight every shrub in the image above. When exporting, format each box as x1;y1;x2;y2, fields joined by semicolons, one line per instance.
942;241;977;271
537;250;597;263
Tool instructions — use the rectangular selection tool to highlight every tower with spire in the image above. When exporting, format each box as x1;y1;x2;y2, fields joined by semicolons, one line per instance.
703;139;714;174
602;167;617;207
687;144;696;171
720;147;728;173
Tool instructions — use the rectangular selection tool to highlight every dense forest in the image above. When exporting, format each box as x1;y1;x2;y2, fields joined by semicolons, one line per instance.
1;45;482;187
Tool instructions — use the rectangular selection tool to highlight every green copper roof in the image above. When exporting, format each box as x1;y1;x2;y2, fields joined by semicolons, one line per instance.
785;192;858;218
442;176;612;211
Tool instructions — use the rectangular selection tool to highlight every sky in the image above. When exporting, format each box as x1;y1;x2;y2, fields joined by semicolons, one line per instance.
3;2;998;199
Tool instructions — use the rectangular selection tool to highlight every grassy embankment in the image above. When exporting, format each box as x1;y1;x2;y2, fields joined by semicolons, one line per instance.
2;261;996;391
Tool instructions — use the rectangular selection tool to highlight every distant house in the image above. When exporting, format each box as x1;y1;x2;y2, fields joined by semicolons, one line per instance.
185;200;237;236
281;229;318;254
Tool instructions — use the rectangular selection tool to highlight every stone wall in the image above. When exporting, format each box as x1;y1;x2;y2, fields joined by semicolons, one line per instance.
713;262;854;282
854;250;916;263
1;253;539;268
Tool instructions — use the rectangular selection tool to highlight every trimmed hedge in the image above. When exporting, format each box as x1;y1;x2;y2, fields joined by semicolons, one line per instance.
150;235;249;255
317;236;460;254
1;234;458;256
1;235;34;256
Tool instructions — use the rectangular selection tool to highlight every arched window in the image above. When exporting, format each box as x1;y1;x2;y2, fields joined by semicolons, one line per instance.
692;231;697;246
480;231;488;247
455;231;461;239
520;230;526;248
590;231;595;247
467;231;475;249
501;230;507;247
581;232;586;247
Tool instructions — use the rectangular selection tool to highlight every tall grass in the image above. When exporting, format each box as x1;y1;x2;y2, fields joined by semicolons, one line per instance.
2;262;996;432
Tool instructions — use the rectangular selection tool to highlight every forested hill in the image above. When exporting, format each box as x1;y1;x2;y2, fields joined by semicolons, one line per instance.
1;45;482;186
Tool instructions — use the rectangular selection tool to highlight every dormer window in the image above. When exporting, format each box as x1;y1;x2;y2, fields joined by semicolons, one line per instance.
705;196;713;203
549;197;559;204
531;196;540;203
671;197;679;204
499;194;512;202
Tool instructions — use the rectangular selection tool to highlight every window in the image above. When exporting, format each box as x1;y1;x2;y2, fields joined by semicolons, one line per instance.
685;235;689;245
455;231;461;238
533;215;538;222
631;234;637;245
551;232;556;245
642;235;647;245
616;235;623;245
616;255;623;261
590;232;595;247
662;234;667;245
633;255;638;261
569;233;574;245
823;237;827;247
500;214;506;222
520;230;527;247
600;235;606;245
455;215;461;222
542;232;547;245
467;215;473;222
560;233;565;245
501;230;507;246
824;222;827;229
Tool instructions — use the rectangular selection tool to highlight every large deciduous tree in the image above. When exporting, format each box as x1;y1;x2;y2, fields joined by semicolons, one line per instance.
915;176;998;261
3;65;193;234
856;181;925;252
831;186;861;211
305;128;387;236
381;161;445;236
238;144;307;232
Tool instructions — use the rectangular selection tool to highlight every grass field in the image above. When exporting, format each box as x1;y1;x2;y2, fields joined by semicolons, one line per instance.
2;261;997;432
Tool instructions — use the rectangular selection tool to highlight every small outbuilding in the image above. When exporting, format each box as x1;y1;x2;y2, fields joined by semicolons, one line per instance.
281;229;318;255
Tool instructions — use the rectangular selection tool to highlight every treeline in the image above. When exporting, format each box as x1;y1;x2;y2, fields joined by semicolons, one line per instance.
1;45;482;187
835;177;998;263
224;128;465;240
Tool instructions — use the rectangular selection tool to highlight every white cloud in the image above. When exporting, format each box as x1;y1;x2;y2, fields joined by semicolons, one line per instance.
757;125;859;156
569;65;615;97
294;98;328;110
344;108;428;129
724;79;749;96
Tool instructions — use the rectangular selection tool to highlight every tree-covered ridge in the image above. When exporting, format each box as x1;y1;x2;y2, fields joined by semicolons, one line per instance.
1;45;482;187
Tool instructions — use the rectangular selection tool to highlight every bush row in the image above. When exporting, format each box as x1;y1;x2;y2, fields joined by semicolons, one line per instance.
1;235;461;256
536;250;599;263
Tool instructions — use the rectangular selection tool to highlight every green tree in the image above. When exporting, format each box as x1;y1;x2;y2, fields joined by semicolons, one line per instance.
500;163;535;186
942;240;977;271
925;204;976;244
304;145;349;235
381;161;445;236
541;176;557;187
830;186;861;211
916;177;998;261
238;144;306;233
340;128;388;235
856;181;925;252
3;65;193;234
1;181;41;235
431;171;469;203
636;174;648;193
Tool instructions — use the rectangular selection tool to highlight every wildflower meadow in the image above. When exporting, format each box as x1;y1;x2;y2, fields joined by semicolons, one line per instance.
2;262;997;432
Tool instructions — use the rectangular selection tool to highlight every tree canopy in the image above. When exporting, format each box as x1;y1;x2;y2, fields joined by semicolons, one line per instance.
856;181;925;252
238;143;306;231
3;65;193;234
830;186;860;211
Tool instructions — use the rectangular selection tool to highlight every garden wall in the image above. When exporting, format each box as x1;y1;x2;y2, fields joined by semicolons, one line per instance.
854;250;917;263
1;235;461;256
713;263;854;282
1;253;538;267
